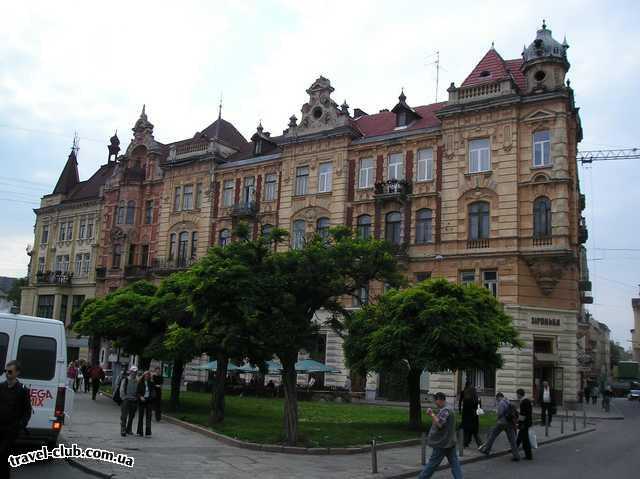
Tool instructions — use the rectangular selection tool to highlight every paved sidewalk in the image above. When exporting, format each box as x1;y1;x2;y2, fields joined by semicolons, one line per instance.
61;393;594;479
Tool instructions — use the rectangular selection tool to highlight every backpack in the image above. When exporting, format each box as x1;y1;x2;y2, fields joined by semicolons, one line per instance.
505;402;519;424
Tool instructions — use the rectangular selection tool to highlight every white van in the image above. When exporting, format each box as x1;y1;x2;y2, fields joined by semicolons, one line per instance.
0;312;74;447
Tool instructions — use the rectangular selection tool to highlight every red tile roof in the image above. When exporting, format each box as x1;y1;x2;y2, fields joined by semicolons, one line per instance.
63;163;116;203
462;49;526;92
353;102;446;138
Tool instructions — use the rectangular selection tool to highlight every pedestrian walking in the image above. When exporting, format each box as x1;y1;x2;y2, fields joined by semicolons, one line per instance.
515;388;533;460
458;380;482;448
539;380;554;426
118;366;139;437
602;385;611;412
136;371;154;437
66;361;77;389
478;392;520;461
0;360;32;479
418;392;463;479
151;367;163;422
89;363;106;400
81;361;90;393
591;385;599;405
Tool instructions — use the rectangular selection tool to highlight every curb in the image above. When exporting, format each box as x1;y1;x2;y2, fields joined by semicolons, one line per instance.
384;426;596;479
65;456;113;479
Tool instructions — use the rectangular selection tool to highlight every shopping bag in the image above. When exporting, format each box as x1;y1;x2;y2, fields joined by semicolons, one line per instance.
476;406;485;416
529;429;538;449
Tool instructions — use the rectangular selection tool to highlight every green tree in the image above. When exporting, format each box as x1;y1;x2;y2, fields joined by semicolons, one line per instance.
74;281;159;369
344;278;522;430
254;227;402;445
610;340;631;368
150;271;202;412
7;277;27;312
188;224;271;425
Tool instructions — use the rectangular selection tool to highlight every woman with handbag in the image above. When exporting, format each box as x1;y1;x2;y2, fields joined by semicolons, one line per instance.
458;380;482;448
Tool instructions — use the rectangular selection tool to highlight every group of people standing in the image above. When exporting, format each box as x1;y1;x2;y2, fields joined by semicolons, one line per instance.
115;366;163;438
419;380;553;479
67;360;105;400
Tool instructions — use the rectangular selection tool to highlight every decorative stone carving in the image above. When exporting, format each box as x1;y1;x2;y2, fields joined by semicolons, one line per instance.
524;254;576;295
110;227;126;242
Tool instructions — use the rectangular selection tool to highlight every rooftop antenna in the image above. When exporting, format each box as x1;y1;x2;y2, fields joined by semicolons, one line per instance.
426;51;445;102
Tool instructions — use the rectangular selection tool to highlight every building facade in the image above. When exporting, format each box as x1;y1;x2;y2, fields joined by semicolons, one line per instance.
24;22;591;405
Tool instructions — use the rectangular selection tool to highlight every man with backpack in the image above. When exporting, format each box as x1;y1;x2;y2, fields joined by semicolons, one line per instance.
115;366;139;437
478;392;520;461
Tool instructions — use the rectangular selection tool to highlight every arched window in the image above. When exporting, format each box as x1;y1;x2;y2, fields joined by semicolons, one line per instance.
191;232;198;259
316;217;330;240
126;201;135;224
261;224;273;237
169;233;176;260
385;211;402;245
533;196;552;238
219;229;230;247
177;232;188;266
415;209;433;244
116;201;125;225
356;214;372;240
292;219;306;249
468;202;490;240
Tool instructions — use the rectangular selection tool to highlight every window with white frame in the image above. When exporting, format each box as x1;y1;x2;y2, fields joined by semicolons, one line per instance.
174;187;182;211
295;166;309;196
58;222;66;241
37;257;45;273
116;202;125;224
56;254;69;272
223;180;234;207
533;130;551;167
388;153;404;180
316;217;330;239
264;173;277;201
243;176;255;204
482;270;498;297
358;158;374;188
125;201;135;224
460;270;476;286
79;219;87;239
356;214;372;240
318;162;333;193
219;229;231;246
66;222;73;240
292;219;306;249
468;201;490;240
41;224;49;244
469;138;491;173
75;254;83;275
182;185;194;210
82;253;91;274
415;209;433;244
86;220;94;239
416;148;434;181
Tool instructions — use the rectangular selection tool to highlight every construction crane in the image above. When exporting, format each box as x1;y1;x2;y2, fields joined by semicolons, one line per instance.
577;148;640;164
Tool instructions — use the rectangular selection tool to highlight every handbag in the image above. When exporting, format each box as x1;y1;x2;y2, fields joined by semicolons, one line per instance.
528;429;538;449
476;405;485;416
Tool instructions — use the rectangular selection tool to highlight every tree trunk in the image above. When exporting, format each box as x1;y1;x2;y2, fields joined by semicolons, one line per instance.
209;353;228;425
407;368;423;430
168;359;184;412
90;336;100;365
280;354;299;446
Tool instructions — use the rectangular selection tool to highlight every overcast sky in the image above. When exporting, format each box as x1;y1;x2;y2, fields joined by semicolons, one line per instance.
1;1;638;346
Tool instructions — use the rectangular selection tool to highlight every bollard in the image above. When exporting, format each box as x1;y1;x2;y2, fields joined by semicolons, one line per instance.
560;414;564;434
545;413;550;437
371;439;378;474
458;428;464;457
583;409;587;429
572;412;577;432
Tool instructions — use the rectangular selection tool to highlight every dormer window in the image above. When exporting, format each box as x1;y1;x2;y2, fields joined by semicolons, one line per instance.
391;90;421;129
397;111;407;127
479;70;491;78
254;140;262;155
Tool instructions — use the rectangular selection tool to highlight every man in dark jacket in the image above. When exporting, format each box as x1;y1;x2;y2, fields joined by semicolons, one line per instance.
539;380;555;426
136;371;154;437
1;360;33;478
516;388;533;460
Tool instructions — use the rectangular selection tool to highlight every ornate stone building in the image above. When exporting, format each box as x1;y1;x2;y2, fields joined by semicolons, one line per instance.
24;22;590;405
21;145;115;361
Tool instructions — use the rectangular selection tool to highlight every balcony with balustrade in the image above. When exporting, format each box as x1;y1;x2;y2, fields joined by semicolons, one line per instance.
36;271;73;286
374;179;411;203
149;257;197;275
230;201;258;218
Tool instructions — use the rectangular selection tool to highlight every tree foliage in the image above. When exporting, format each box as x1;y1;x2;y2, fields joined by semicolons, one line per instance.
253;227;403;444
7;277;27;311
344;278;522;429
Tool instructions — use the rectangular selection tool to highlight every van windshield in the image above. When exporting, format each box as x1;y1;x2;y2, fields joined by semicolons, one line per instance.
17;335;57;380
0;333;8;369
